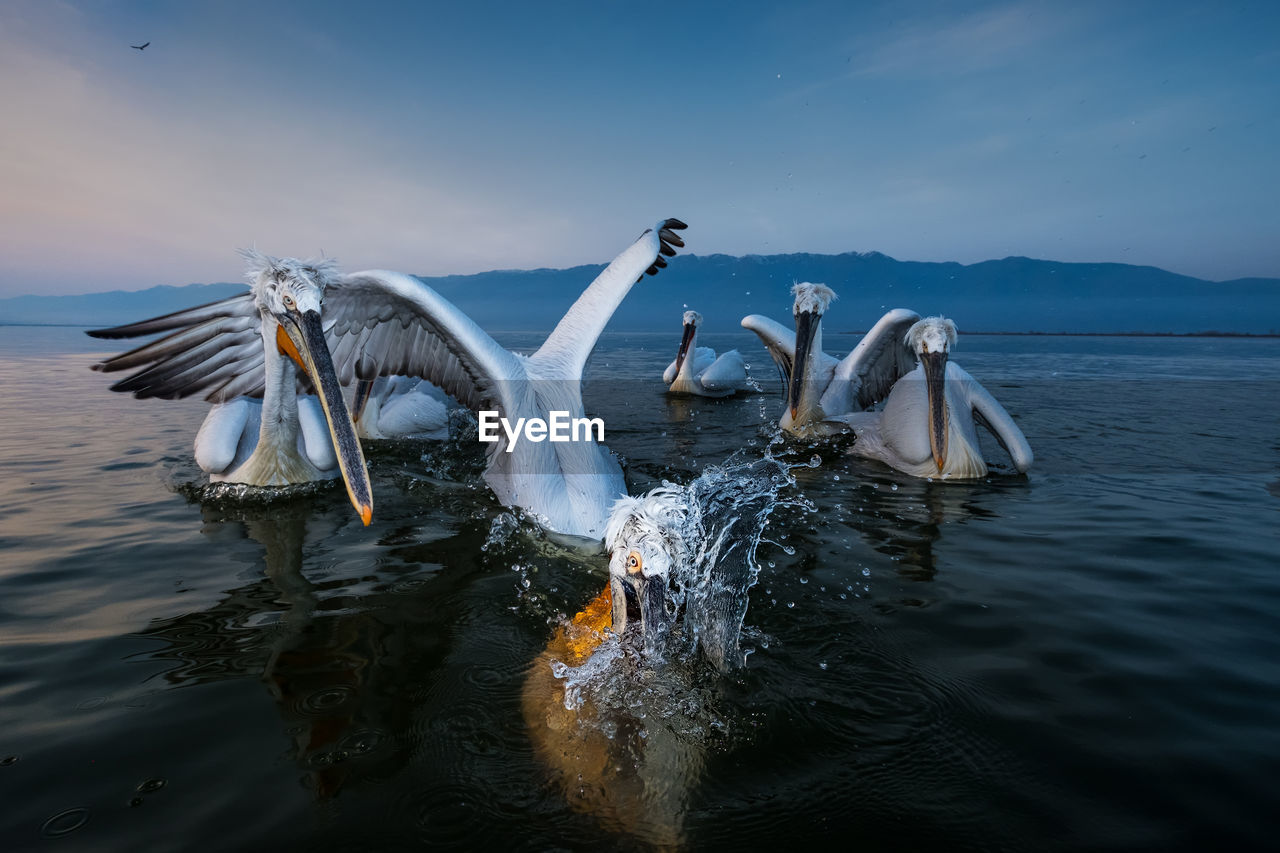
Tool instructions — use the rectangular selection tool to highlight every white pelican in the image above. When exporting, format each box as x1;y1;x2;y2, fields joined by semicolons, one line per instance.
91;253;375;525
662;310;747;397
836;316;1034;478
741;283;920;436
89;219;688;539
351;376;451;440
522;486;700;847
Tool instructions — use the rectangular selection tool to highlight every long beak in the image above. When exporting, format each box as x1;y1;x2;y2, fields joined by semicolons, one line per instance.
674;323;696;377
788;310;818;420
609;573;671;650
922;349;949;473
276;311;374;525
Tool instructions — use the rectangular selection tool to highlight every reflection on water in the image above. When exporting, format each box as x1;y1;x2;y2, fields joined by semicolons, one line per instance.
136;501;417;799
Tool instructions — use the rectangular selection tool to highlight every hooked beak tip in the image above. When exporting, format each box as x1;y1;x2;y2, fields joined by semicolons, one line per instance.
359;505;372;526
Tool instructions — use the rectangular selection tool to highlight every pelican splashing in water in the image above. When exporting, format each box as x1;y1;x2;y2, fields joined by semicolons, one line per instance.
522;455;797;846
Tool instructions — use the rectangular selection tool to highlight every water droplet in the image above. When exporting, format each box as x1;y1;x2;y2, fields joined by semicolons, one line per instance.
786;601;795;609
808;454;821;468
861;568;871;577
41;808;89;837
891;483;898;491
0;755;17;766
819;661;828;670
136;778;166;794
832;474;840;481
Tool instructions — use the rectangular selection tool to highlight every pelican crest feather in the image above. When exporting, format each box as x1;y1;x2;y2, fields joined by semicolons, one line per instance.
791;282;837;315
906;316;958;353
604;487;698;584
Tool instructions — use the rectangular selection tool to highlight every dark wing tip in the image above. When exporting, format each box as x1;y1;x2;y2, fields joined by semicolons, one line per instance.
656;218;687;254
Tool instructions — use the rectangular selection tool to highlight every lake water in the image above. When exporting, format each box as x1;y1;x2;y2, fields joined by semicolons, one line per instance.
1;325;1278;852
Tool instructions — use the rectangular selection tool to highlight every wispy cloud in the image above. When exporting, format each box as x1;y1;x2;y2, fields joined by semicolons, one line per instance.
847;1;1078;79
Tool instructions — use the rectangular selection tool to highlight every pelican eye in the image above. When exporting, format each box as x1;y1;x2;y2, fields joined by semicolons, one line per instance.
282;293;296;310
626;551;643;575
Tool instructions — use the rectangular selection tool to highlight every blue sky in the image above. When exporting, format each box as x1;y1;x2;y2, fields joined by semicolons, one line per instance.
1;0;1276;297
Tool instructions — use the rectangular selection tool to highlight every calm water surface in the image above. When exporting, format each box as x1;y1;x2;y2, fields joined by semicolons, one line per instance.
0;325;1278;851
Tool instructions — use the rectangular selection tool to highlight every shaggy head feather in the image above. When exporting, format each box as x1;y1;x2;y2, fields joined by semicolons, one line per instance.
906;316;958;354
239;249;341;316
682;310;703;327
604;486;696;583
791;282;837;315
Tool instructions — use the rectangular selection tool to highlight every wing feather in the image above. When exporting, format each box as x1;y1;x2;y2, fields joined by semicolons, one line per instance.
323;270;524;417
88;292;267;402
740;314;795;388
531;218;688;378
699;349;747;392
823;308;921;414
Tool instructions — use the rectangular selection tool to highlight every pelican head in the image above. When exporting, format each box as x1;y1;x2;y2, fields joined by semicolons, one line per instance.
241;250;374;526
788;282;837;421
604;487;693;651
673;310;703;377
906;316;958;473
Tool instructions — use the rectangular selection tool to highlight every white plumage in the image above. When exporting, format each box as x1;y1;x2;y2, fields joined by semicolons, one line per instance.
92;251;376;523
741;283;920;436
835;316;1034;478
90;219;688;539
662;310;747;397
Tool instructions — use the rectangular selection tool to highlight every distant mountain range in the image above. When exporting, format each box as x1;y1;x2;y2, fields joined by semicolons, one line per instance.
3;252;1277;334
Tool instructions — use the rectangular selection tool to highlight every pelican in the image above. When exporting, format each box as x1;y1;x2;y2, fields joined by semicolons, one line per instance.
88;218;687;539
90;253;375;525
662;310;747;397
522;486;699;846
836;316;1034;478
742;283;920;436
351;376;451;440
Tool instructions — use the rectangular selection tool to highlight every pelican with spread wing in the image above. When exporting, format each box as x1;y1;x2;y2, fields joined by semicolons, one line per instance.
662;310;746;397
741;283;920;436
89;219;688;538
835;316;1034;478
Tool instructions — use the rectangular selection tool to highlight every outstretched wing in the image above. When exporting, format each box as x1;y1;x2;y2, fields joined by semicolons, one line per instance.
321;270;523;416
530;218;687;379
822;308;920;415
87;291;271;401
87;271;525;420
740;314;795;389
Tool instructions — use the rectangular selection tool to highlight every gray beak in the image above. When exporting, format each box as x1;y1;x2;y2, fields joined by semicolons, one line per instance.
276;310;374;525
921;348;949;472
674;322;697;377
610;572;671;650
788;310;819;419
